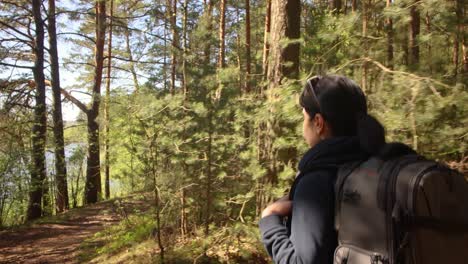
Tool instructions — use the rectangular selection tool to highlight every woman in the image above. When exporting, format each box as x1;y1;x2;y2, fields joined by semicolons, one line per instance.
259;75;385;263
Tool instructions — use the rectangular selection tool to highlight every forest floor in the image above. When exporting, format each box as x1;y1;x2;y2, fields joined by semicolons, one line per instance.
0;193;153;264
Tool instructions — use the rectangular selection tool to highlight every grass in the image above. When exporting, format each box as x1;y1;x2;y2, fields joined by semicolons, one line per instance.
78;212;269;264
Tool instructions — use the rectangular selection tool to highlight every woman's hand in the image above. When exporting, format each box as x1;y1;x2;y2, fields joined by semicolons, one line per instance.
261;196;292;218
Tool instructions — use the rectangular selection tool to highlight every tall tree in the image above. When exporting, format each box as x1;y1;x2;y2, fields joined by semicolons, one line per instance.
425;12;432;72
182;0;188;97
121;4;140;92
386;0;394;69
245;0;252;93
203;0;215;65
262;0;272;83
461;0;467;74
361;0;369;92
218;0;227;68
330;0;342;13
453;0;463;77
27;0;47;220
166;0;178;95
61;0;107;202
85;0;106;204
267;0;301;88
104;0;113;200
261;0;301;214
48;0;69;213
409;0;420;66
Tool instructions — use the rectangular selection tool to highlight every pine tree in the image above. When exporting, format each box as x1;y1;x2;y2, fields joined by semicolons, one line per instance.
27;0;48;220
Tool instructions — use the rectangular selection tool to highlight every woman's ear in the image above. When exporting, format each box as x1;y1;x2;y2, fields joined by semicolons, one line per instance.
314;113;331;138
313;113;324;134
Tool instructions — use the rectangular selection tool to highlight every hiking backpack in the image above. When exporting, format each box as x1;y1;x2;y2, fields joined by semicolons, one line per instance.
333;153;468;264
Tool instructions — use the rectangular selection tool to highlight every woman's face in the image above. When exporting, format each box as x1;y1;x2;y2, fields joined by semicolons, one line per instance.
303;108;320;147
303;108;331;147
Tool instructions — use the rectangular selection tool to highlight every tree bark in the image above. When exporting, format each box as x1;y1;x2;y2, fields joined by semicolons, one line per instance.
352;0;357;12
182;0;188;98
205;108;213;235
425;12;432;72
203;0;215;65
218;0;227;68
462;0;467;74
245;0;251;93
463;36;468;73
262;0;272;84
27;0;47;220
122;6;140;92
104;0;113;200
330;0;342;13
85;0;106;204
453;0;463;78
261;0;301;211
267;0;301;89
386;0;393;69
48;0;69;212
361;0;368;92
167;0;178;95
409;0;420;66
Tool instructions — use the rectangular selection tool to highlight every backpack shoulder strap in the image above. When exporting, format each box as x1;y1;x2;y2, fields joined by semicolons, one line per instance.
334;160;364;231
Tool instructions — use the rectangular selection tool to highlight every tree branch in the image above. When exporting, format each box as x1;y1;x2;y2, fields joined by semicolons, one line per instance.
0;0;33;14
55;9;94;17
112;65;151;79
57;32;96;44
334;57;450;92
60;89;89;113
0;61;34;69
0;20;33;40
104;55;166;65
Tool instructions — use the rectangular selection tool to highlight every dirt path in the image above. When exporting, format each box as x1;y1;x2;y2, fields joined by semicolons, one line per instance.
0;196;150;264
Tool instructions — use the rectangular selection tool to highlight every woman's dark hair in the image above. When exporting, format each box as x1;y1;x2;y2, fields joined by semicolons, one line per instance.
299;75;385;154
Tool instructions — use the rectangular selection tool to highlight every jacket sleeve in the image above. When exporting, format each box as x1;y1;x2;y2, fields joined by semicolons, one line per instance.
259;172;336;264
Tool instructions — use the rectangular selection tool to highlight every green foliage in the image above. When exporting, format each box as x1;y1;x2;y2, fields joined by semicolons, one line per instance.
0;1;466;263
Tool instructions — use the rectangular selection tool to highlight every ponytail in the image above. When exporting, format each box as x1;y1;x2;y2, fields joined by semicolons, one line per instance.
357;113;386;155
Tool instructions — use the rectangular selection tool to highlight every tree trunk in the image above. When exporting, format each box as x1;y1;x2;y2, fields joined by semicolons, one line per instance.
245;0;251;93
180;187;188;238
425;12;432;72
27;0;47;220
330;0;342;13
409;0;420;66
203;0;215;65
85;0;106;204
182;0;188;98
453;0;463;78
218;0;227;68
352;0;357;12
462;0;467;74
167;0;178;95
262;0;272;84
361;0;368;92
205;108;213;236
48;0;69;213
104;0;113;200
123;23;140;92
148;134;164;263
262;0;301;208
386;0;393;69
453;33;460;78
463;36;468;73
42;177;52;216
267;0;301;89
